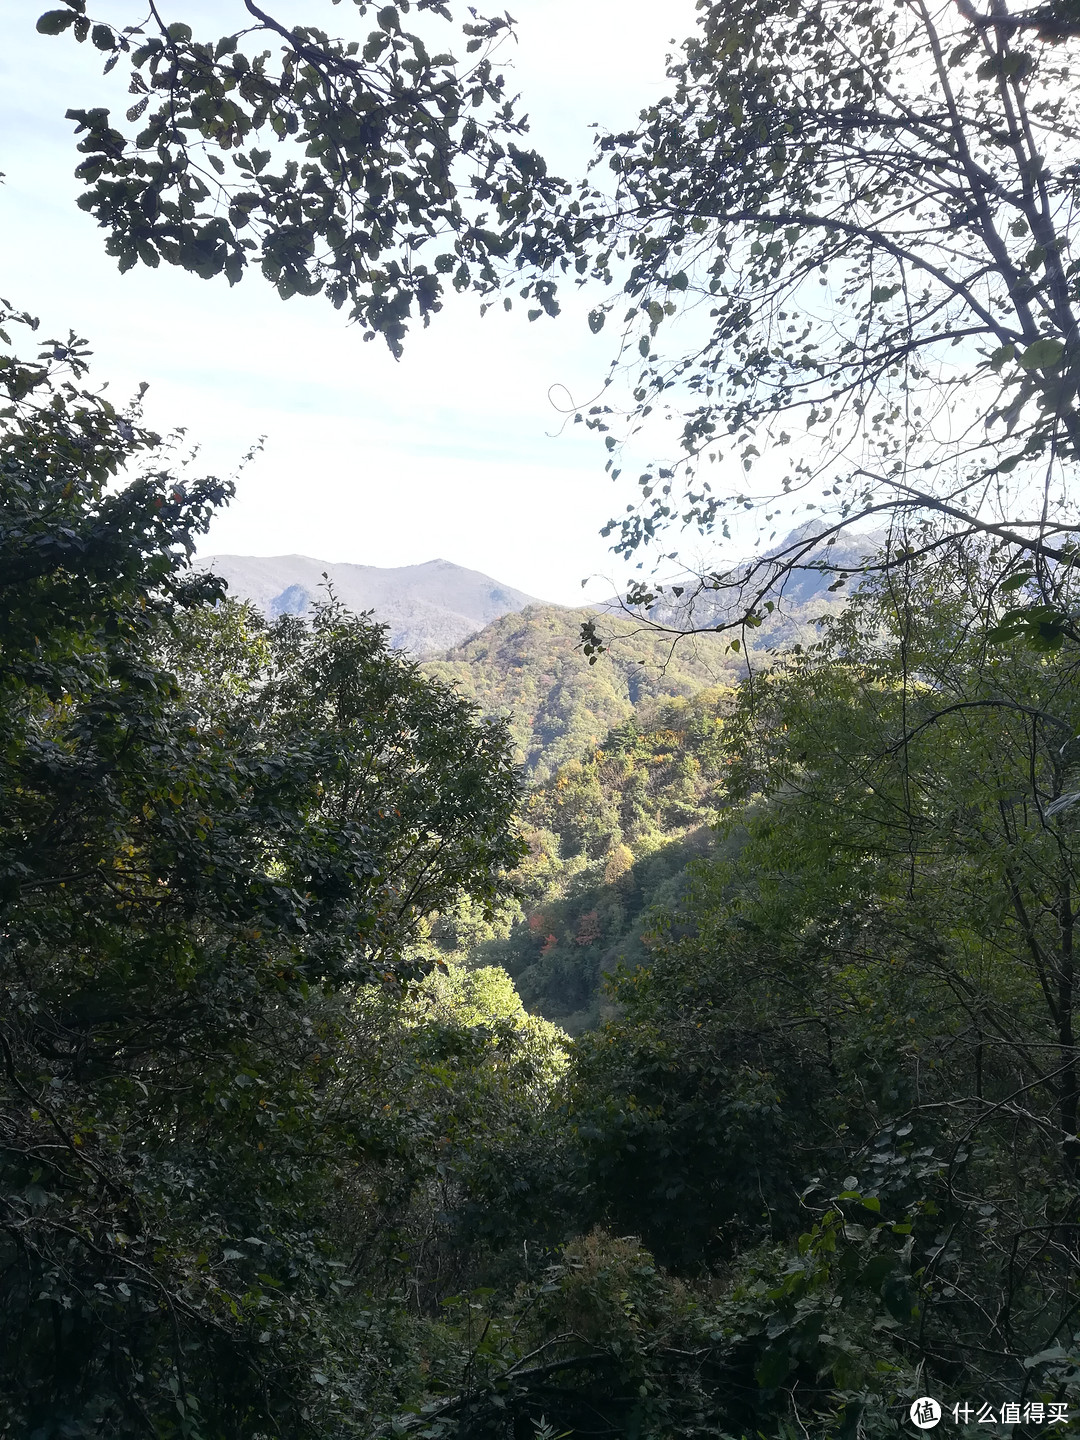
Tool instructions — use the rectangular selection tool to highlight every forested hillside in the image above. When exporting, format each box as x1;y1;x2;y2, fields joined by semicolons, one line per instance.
433;688;733;1030
9;305;1080;1438
424;605;743;778
423;597;848;781
424;599;847;1031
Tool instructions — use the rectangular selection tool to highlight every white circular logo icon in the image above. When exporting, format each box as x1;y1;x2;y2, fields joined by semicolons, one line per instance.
910;1398;941;1429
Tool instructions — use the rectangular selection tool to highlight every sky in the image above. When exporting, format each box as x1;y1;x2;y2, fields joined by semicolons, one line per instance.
0;0;699;605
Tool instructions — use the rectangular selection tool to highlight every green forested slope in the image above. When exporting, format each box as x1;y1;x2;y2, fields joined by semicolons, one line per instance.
422;604;742;779
433;689;737;1030
423;603;848;1030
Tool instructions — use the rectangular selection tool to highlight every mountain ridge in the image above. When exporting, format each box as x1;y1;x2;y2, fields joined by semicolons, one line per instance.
197;553;544;655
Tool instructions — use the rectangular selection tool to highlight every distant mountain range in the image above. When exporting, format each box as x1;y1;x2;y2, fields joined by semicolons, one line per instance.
596;520;887;632
200;522;887;664
198;554;542;655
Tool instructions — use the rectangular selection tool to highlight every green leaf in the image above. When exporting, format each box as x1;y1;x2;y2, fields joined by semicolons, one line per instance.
91;22;113;49
986;603;1069;650
755;1345;791;1389
1018;337;1065;371
861;1255;894;1290
999;570;1033;593
36;10;77;33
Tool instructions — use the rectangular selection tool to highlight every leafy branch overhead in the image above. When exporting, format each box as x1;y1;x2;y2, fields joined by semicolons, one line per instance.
524;0;1080;643
34;0;1080;646
37;0;562;354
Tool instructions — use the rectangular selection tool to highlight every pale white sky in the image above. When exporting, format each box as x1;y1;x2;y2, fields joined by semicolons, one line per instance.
0;0;698;604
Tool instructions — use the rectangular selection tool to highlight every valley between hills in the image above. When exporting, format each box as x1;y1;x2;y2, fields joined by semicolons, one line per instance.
203;551;841;1033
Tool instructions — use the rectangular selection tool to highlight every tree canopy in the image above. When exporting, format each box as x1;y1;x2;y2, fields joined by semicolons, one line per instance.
0;305;525;1432
530;0;1080;643
40;0;1080;636
38;0;561;353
